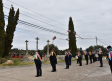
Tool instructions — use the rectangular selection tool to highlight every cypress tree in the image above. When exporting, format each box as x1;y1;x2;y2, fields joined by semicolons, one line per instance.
0;0;6;57
3;7;19;57
68;17;77;57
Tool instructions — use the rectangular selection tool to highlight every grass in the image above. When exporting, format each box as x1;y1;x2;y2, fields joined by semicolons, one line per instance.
0;62;35;67
0;59;86;67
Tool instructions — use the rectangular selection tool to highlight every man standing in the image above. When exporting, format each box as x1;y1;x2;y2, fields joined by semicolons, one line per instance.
89;51;92;64
65;51;69;69
78;51;82;66
76;52;79;64
98;48;103;67
34;50;42;77
107;46;112;73
92;50;95;63
84;51;88;65
69;50;72;65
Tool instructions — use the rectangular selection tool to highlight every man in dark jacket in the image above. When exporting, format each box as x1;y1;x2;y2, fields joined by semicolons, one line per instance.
107;46;112;73
68;50;72;65
84;51;88;65
65;51;69;69
34;50;42;77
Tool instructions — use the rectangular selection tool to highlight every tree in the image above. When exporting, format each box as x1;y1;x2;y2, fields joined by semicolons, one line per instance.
3;7;19;57
0;0;6;57
68;17;77;57
43;44;60;55
86;45;108;56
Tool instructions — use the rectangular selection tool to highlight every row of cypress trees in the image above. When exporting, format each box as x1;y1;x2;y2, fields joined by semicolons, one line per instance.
0;0;19;57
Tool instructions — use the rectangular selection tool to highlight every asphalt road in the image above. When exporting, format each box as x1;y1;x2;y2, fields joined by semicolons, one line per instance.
0;58;112;81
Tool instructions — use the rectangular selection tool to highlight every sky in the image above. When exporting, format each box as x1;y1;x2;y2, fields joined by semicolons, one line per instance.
2;0;112;51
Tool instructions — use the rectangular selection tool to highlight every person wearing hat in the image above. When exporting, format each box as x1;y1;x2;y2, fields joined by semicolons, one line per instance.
107;46;112;73
65;51;69;69
34;50;42;77
98;48;103;67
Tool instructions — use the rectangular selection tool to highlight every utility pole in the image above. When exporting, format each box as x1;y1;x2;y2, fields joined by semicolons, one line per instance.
25;40;29;55
36;37;39;52
96;36;98;52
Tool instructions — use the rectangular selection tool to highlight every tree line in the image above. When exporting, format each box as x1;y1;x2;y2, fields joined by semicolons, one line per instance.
9;44;108;56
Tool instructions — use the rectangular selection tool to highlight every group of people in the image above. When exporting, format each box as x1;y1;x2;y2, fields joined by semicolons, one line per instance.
33;46;112;77
76;48;103;67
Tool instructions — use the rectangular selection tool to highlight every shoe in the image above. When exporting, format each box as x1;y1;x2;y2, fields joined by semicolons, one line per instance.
35;75;39;77
86;64;88;65
51;71;55;72
99;66;103;67
39;75;42;76
64;68;69;69
54;70;56;72
79;65;82;66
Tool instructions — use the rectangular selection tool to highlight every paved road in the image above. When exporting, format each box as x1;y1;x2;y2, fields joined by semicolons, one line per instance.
0;59;112;81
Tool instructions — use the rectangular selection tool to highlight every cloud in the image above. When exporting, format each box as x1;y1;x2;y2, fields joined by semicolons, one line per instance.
2;0;112;51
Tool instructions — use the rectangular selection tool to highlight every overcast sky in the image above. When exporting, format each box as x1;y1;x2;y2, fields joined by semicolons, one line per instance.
2;0;112;51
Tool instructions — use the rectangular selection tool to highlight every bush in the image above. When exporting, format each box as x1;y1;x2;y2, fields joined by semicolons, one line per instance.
0;58;7;64
9;58;22;63
0;57;22;64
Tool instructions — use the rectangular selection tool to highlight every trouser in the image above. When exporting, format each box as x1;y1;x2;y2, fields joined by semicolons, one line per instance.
36;64;41;76
110;65;112;73
93;56;95;62
77;59;79;64
99;57;103;66
79;59;82;66
51;63;56;71
85;57;88;64
69;58;71;65
90;57;92;63
98;57;100;61
66;61;69;68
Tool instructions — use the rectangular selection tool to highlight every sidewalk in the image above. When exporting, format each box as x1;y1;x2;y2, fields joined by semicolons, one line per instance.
0;59;112;81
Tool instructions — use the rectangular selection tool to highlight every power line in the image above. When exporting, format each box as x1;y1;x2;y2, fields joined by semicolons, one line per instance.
4;15;67;36
3;14;95;40
7;0;67;26
97;39;109;46
3;4;83;38
3;5;67;31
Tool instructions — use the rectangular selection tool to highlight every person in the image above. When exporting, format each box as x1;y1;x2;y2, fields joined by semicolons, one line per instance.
95;50;98;61
49;49;57;72
68;50;72;65
89;51;92;64
84;51;88;65
38;50;42;75
65;51;69;69
78;51;82;66
76;52;79;64
92;50;95;63
107;46;112;73
34;50;42;77
98;48;103;67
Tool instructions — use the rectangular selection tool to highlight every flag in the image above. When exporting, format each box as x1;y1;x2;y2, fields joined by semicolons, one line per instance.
73;32;76;35
52;36;56;40
67;30;71;32
66;38;69;41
